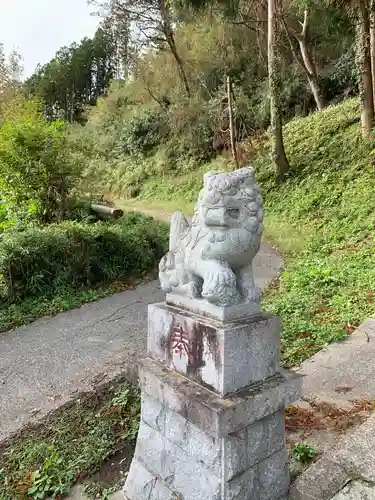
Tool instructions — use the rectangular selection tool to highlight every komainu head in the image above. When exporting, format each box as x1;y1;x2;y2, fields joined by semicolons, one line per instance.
194;166;264;234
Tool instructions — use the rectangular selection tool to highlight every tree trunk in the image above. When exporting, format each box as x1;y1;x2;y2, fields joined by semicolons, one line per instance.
268;0;290;178
227;76;239;169
90;204;124;219
297;11;324;111
159;0;190;98
255;0;268;66
306;73;325;111
357;0;374;137
298;42;324;110
167;34;191;98
370;0;375;106
70;83;75;122
282;9;325;111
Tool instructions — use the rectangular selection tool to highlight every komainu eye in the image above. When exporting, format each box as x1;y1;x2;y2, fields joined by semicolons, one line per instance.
227;208;240;219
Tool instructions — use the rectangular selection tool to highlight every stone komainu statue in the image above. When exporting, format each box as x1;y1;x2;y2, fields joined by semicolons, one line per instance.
159;166;264;309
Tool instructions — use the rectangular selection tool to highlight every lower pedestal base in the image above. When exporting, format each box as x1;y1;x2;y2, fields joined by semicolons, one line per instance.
124;450;289;500
123;358;301;500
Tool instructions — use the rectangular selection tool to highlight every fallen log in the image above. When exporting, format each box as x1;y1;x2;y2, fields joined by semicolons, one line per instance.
90;204;124;219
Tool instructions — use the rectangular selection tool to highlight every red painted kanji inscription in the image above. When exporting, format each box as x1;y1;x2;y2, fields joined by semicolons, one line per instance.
171;326;193;361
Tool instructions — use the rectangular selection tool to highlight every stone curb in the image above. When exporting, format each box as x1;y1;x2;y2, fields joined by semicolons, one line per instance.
289;457;350;500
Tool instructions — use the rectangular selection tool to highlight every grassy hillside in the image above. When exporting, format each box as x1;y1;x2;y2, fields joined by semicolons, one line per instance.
132;98;375;366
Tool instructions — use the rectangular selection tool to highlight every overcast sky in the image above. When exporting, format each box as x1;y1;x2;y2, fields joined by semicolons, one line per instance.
1;0;100;78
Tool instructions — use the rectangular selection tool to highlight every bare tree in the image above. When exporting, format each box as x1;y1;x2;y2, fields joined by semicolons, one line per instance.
268;0;290;178
281;8;325;110
255;0;269;64
0;44;23;105
89;0;191;97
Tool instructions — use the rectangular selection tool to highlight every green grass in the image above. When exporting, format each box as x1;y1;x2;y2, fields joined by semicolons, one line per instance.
255;99;375;365
131;98;375;366
0;380;140;500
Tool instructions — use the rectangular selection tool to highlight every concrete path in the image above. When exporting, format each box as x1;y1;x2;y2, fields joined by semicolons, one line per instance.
289;317;375;500
284;317;375;458
290;411;375;500
0;241;283;443
297;317;375;407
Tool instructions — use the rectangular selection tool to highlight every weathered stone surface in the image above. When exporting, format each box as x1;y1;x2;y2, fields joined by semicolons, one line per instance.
124;457;156;500
225;465;257;499
140;393;166;433
124;359;297;499
159;167;264;321
225;450;289;500
331;480;375;500
132;420;222;500
246;409;285;468
139;356;301;437
290;414;375;500
329;412;375;483
222;409;286;480
141;393;221;474
224;428;248;481
125;419;289;500
257;448;289;500
289;457;348;500
141;392;286;481
296;317;375;407
148;303;280;395
124;457;177;500
166;293;260;322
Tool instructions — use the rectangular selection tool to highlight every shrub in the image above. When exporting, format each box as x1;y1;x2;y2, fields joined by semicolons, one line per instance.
322;50;358;103
119;107;170;157
0;213;168;302
166;100;215;163
0;95;79;223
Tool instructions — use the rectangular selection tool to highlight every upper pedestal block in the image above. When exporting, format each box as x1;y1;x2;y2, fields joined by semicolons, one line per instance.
148;302;280;397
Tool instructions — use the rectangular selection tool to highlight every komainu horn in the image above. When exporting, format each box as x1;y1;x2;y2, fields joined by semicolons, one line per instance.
159;166;264;318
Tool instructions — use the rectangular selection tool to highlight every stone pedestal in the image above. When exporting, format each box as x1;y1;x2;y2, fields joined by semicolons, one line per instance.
123;304;301;500
148;303;281;396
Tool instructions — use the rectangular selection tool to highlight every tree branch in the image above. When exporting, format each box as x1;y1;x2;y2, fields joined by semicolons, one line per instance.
280;14;309;76
301;9;309;38
230;20;257;32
